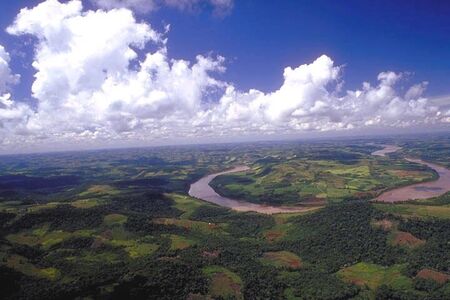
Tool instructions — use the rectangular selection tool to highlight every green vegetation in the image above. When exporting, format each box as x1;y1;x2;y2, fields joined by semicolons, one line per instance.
0;135;448;299
203;265;243;299
338;262;413;291
167;234;196;250
399;136;450;168
375;203;450;219
211;148;434;205
103;213;128;225
260;251;302;269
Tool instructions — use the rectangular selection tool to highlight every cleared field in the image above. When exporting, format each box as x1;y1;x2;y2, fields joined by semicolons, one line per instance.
6;226;95;249
153;217;225;234
374;203;450;219
389;231;425;248
71;198;104;209
263;210;321;242
416;268;450;284
260;251;302;269
109;239;158;258
167;193;206;219
79;185;118;197
5;255;60;280
103;213;128;226
203;265;243;300
338;262;413;291
167;234;196;250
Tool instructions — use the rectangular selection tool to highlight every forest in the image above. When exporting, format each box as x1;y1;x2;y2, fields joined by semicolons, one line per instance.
0;134;449;299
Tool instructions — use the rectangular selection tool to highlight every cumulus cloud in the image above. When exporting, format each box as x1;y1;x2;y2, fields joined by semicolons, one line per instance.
0;0;447;151
0;45;20;93
0;45;32;143
163;0;233;15
91;0;234;15
91;0;157;13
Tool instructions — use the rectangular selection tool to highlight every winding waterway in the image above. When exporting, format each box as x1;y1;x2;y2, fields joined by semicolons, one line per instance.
189;145;450;213
371;145;402;157
373;154;450;203
188;166;313;214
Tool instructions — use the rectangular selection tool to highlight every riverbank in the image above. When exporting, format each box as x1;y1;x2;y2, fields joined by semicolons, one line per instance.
188;166;319;214
189;145;450;212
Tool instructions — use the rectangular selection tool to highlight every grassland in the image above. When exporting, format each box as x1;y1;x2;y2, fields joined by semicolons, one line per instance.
374;203;450;219
203;265;243;299
260;251;302;269
167;234;196;250
338;262;413;291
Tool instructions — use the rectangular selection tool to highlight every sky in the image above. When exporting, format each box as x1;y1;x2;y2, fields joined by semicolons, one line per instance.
0;0;449;154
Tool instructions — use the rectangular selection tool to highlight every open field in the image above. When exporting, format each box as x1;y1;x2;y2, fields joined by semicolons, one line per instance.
374;203;450;219
338;262;413;291
260;251;302;269
203;265;243;299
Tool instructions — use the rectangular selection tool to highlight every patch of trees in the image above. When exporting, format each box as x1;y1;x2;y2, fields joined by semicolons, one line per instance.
242;267;286;299
413;277;444;293
224;213;275;237
113;177;169;189
283;269;360;300
190;206;275;237
10;205;106;231
0;175;80;190
0;211;15;227
423;192;450;205
0;190;19;201
125;214;187;236
49;236;95;250
111;261;208;300
375;283;450;300
398;218;450;240
15;263;127;300
406;238;450;274
9;244;45;262
190;205;232;221
282;202;404;272
0;265;23;299
110;192;182;217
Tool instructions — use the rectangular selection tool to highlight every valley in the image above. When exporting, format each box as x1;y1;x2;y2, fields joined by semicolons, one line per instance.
0;134;449;299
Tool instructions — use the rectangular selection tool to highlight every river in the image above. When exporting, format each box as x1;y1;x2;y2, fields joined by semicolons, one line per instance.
189;145;450;213
373;154;450;203
188;166;315;214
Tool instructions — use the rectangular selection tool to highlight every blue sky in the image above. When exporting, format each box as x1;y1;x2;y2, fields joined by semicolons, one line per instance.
155;0;450;95
2;0;450;99
0;0;448;153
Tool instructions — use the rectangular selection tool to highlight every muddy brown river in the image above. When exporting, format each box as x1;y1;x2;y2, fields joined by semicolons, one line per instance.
188;166;314;214
371;145;402;157
374;156;450;203
189;145;450;213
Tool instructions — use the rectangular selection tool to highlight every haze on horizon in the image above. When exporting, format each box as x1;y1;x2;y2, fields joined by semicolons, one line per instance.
0;0;449;154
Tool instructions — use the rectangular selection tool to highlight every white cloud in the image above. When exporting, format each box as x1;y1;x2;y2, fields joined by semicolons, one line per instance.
204;57;443;133
91;0;234;15
0;45;20;93
6;0;224;141
0;45;32;144
163;0;233;15
91;0;158;13
0;0;447;152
